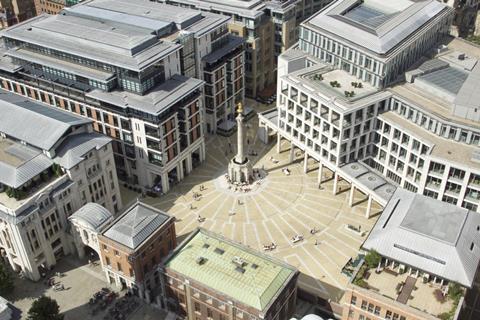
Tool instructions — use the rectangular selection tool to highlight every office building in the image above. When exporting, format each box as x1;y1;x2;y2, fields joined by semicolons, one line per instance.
259;0;480;214
158;0;332;97
34;0;83;15
0;90;122;281
297;0;453;88
97;202;176;303
441;0;480;37
0;0;36;28
342;188;480;320
161;228;299;320
0;0;245;190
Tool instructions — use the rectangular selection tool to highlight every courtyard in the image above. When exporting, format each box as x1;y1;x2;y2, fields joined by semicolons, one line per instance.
140;101;382;303
7;256;166;320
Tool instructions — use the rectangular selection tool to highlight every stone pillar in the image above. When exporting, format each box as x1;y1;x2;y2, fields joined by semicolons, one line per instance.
235;112;246;164
318;162;323;187
201;142;206;162
365;195;373;218
332;172;338;195
349;185;355;207
186;155;193;173
276;133;281;154
303;153;308;173
161;173;169;193
177;162;184;181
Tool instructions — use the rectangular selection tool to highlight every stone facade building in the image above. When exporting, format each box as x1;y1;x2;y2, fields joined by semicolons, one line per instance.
0;90;122;281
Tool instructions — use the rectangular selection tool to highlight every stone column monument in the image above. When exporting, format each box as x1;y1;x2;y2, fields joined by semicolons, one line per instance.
228;102;252;183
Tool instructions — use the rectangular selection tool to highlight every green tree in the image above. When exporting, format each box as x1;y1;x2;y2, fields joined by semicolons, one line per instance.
365;250;381;268
27;296;63;320
0;262;14;296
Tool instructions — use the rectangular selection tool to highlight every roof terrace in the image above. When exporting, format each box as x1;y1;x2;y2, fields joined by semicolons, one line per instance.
352;259;462;319
284;66;386;112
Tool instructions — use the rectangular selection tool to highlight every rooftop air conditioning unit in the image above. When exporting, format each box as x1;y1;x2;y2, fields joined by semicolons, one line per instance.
232;256;245;267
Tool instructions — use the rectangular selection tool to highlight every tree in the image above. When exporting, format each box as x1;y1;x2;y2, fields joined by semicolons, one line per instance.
365;250;381;268
27;296;63;320
0;262;14;296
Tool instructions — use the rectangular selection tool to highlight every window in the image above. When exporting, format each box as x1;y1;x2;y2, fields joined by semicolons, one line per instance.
114;250;119;256
207;308;213;318
385;311;392;320
361;300;367;310
367;303;374;312
194;302;200;312
350;295;357;305
117;262;122;272
105;257;111;266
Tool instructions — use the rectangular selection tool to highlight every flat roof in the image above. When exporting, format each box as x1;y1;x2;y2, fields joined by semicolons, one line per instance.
67;0;229;38
0;89;90;151
364;188;480;287
157;0;266;19
282;62;390;113
379;111;480;170
203;35;244;64
86;74;203;115
3;14;181;71
305;0;450;55
164;228;297;311
103;202;172;250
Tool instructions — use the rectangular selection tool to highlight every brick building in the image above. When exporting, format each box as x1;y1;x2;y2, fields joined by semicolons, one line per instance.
161;228;299;320
98;201;176;303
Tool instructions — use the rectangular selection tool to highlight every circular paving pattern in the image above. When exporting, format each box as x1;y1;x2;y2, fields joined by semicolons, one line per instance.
142;105;382;302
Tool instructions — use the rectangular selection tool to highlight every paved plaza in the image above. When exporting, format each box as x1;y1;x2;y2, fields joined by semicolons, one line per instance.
7;256;165;320
143;101;382;302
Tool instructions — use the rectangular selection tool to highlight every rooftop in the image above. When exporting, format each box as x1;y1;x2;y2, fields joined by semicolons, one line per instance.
363;188;480;287
2;13;181;71
0;138;53;189
157;0;267;18
164;228;298;311
379;111;480;170
86;74;203;115
203;35;244;64
54;133;111;170
103;202;172;250
282;62;390;113
388;37;480;128
0;89;91;151
69;203;113;232
305;0;451;55
67;0;229;38
353;264;455;318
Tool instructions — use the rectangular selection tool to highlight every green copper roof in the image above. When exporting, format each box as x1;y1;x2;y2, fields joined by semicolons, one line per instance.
165;229;296;311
